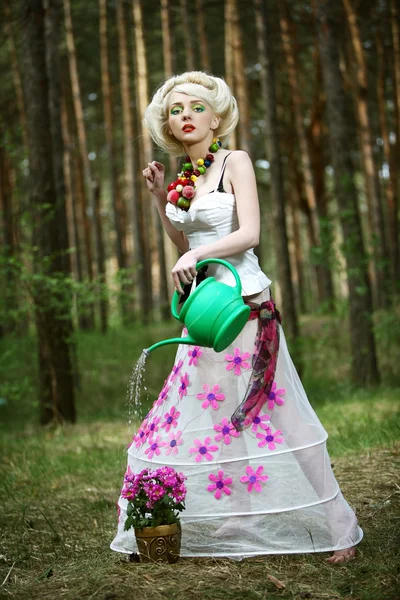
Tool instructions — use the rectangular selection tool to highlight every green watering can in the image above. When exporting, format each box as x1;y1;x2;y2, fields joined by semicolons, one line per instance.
143;258;250;355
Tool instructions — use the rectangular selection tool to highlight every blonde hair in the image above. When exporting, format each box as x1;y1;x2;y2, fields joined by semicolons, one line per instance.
144;71;239;156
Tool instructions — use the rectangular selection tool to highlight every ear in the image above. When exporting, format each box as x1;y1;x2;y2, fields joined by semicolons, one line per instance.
211;115;220;131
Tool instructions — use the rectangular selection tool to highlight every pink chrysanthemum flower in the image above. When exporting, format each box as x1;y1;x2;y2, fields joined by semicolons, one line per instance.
189;437;219;462
240;465;269;493
178;373;190;399
224;347;252;376
213;417;240;445
161;406;181;432
256;426;284;450
207;470;233;499
170;359;183;383
250;412;271;433
197;383;225;410
164;430;183;456
145;434;164;459
267;382;286;411
155;380;170;407
147;416;161;437
188;346;203;367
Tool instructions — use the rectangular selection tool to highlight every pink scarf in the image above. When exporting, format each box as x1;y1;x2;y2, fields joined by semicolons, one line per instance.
231;297;282;431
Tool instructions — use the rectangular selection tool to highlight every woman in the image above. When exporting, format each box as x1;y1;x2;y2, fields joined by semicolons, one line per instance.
111;72;362;562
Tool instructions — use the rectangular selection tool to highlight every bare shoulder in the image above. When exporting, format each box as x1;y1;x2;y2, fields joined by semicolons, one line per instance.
227;150;252;165
226;150;255;178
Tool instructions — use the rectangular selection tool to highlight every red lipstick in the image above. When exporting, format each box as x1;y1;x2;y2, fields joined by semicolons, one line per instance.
182;124;195;132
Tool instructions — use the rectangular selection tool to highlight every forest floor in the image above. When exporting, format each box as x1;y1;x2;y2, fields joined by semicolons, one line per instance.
0;315;399;600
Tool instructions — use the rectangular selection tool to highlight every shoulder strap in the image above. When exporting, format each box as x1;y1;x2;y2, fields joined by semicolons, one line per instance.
216;152;232;193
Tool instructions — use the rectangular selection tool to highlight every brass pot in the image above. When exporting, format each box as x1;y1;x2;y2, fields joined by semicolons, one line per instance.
134;523;181;563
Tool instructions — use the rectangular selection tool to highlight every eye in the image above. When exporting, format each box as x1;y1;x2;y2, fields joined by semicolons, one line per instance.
193;104;205;112
170;106;182;115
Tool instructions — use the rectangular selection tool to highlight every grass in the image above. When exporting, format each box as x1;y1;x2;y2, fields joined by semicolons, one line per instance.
0;314;400;599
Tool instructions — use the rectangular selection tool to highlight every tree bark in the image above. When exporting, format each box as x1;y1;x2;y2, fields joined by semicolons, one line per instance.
180;0;195;71
21;0;76;423
93;180;108;333
376;30;398;289
64;0;98;323
315;0;379;386
390;0;400;281
99;0;129;322
0;143;18;335
343;0;390;308
255;0;298;341
224;0;238;150
231;0;251;156
4;0;29;152
133;0;170;321
280;8;334;309
195;0;211;72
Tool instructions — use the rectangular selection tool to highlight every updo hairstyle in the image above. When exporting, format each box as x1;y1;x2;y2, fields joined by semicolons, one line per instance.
144;71;239;156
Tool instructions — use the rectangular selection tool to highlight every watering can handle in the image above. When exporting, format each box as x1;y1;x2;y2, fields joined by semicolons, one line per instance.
171;258;242;320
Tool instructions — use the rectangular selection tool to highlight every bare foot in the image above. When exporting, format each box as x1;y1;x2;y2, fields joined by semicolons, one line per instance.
326;547;356;563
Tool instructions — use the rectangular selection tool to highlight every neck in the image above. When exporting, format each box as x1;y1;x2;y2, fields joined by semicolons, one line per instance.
183;132;214;164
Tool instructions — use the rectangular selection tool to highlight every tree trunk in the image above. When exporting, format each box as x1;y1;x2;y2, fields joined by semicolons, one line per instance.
0;143;18;335
99;0;129;322
93;180;108;333
116;0;143;319
180;0;194;71
64;0;98;323
289;187;308;314
133;0;170;321
343;0;390;308
390;0;400;281
231;0;251;156
4;0;29;152
195;0;211;72
76;153;96;327
160;0;179;288
161;0;173;77
376;30;398;289
224;0;238;150
280;8;334;309
254;0;298;342
21;0;76;423
315;0;379;386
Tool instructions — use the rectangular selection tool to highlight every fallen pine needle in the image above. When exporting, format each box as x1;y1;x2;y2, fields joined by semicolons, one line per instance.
267;573;286;589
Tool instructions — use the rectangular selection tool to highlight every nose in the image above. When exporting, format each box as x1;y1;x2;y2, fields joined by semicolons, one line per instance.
181;106;191;120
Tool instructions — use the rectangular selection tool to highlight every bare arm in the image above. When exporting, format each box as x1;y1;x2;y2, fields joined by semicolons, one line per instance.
171;151;261;291
143;161;189;254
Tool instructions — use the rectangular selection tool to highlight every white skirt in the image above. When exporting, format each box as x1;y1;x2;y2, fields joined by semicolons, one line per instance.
110;288;363;559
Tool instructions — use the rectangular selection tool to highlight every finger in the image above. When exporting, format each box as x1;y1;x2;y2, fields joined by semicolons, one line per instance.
188;267;197;279
179;271;192;285
152;161;165;170
172;272;184;294
148;162;159;175
183;269;194;281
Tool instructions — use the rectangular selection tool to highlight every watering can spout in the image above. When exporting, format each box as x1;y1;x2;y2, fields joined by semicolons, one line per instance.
143;335;197;355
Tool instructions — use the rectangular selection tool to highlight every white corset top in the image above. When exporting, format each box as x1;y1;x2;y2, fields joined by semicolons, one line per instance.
165;190;271;296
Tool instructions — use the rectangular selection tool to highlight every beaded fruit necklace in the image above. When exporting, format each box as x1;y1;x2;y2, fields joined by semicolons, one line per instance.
166;138;222;211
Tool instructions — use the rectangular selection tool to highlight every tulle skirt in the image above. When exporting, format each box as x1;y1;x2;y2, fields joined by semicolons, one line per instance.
110;288;362;559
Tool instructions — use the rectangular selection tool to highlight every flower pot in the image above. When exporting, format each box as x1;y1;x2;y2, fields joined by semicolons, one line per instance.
134;523;181;563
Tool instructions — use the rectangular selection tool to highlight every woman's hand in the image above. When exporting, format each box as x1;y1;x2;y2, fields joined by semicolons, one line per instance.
171;250;199;294
142;161;165;195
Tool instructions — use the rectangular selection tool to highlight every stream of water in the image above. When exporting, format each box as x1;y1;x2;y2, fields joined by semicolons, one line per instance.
126;350;148;427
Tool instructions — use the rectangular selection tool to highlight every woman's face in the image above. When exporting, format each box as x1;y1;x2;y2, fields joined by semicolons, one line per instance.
167;92;220;145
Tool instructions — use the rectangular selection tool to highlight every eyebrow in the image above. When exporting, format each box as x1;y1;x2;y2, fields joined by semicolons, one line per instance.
170;100;205;107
